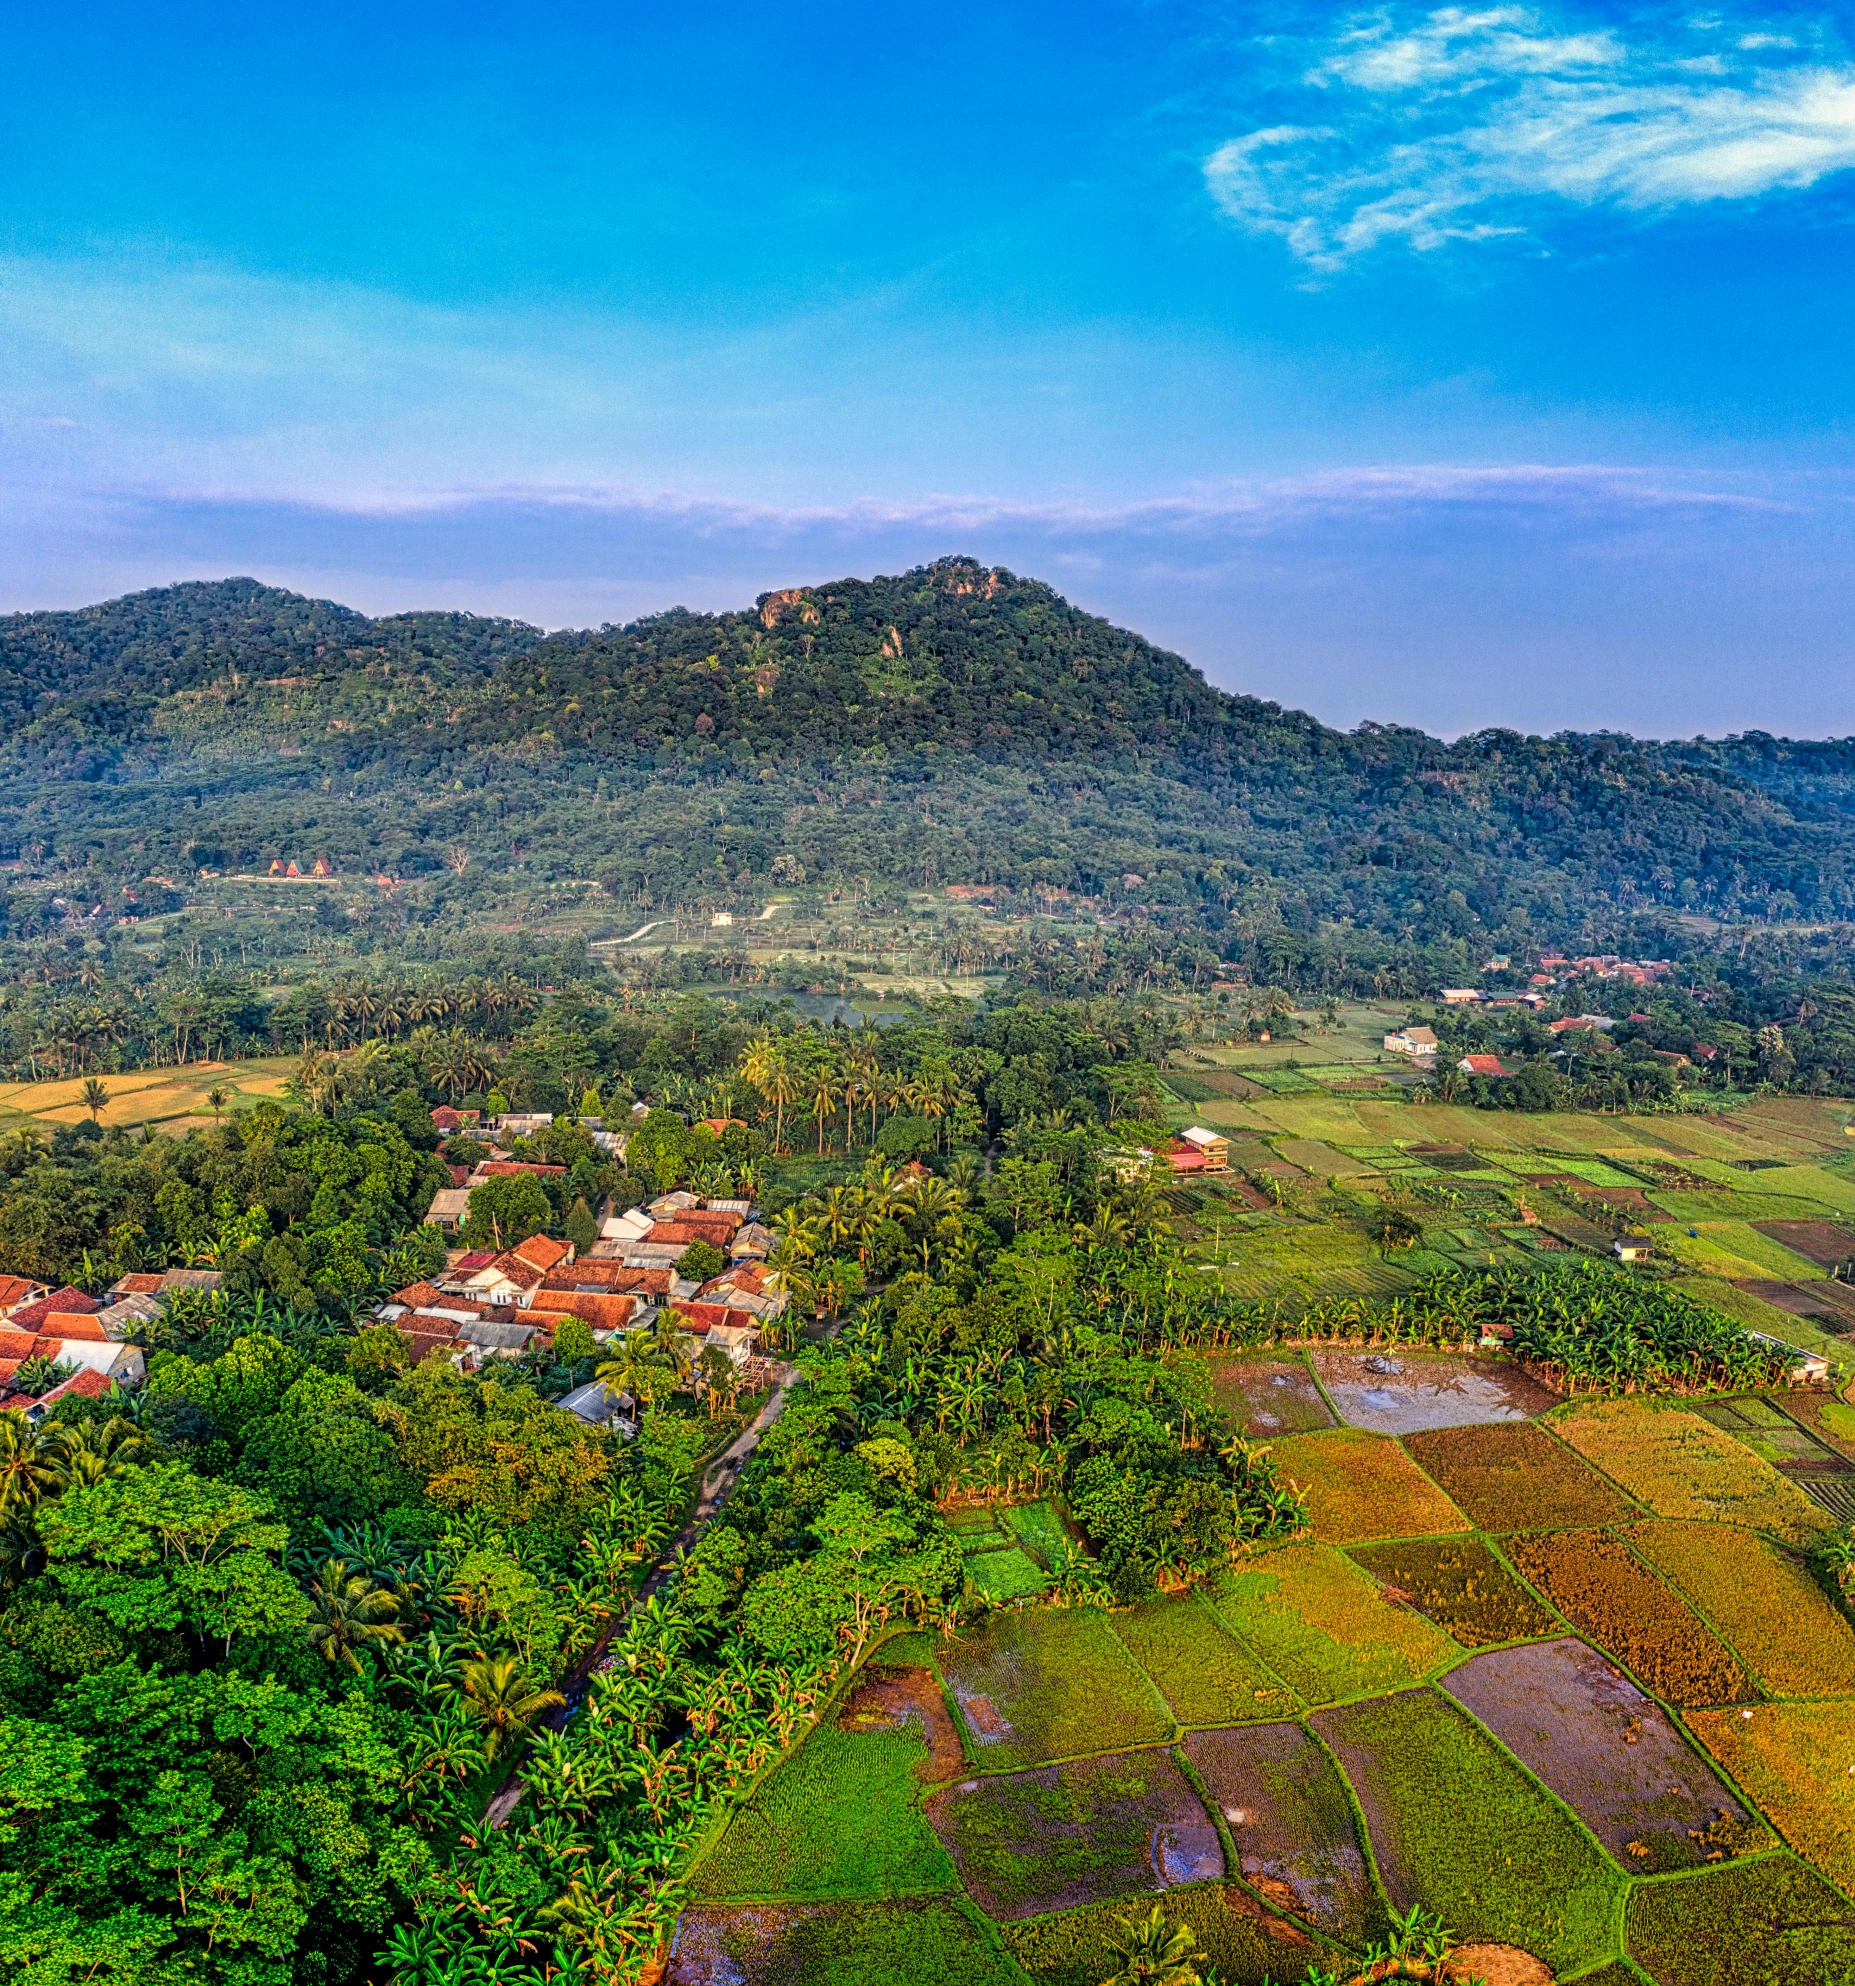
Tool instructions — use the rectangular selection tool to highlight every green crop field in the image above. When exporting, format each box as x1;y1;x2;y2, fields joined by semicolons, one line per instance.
678;1086;1855;1984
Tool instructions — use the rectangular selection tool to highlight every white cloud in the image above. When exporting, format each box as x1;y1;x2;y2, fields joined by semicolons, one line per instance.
1207;8;1855;264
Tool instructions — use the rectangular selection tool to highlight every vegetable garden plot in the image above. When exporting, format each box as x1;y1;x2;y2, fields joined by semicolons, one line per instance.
1404;1421;1635;1532
1308;1349;1557;1436
1504;1530;1754;1708
1552;1400;1832;1546
1349;1536;1557;1646
964;1547;1049;1603
1696;1398;1855;1509
689;1720;957;1901
938;1606;1170;1771
926;1747;1221;1920
1206;1542;1454;1706
1000;1499;1073;1568
1625;1853;1855;1986
1624;1520;1855;1700
1783;1388;1855;1462
1311;1688;1625;1978
668;1898;1022;1986
1208;1356;1336;1437
1688;1701;1855;1900
1182;1722;1374;1943
1440;1637;1763;1871
1271;1428;1470;1544
1108;1594;1297;1727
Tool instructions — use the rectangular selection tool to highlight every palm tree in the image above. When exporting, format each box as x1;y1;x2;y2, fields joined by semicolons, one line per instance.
0;1413;68;1509
458;1656;565;1760
206;1085;228;1121
48;1417;148;1491
306;1559;407;1673
1097;1906;1206;1986
79;1076;109;1124
809;1066;840;1157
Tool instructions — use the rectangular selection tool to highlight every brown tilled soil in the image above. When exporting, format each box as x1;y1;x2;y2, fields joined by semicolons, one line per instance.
1753;1220;1855;1266
1733;1278;1855;1330
836;1665;964;1783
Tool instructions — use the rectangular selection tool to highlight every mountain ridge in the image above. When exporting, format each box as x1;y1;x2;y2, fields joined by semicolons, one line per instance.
1;558;1852;942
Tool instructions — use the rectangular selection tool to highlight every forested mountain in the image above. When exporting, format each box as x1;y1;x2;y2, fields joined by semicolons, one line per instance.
4;558;1854;945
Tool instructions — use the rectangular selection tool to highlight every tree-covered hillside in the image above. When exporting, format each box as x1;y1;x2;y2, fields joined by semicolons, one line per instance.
4;558;1854;943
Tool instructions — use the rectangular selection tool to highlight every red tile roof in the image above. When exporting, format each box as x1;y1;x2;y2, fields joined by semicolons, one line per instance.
112;1273;167;1296
531;1290;641;1332
37;1367;112;1405
481;1160;567;1177
451;1250;497;1271
0;1332;35;1361
511;1233;573;1274
10;1289;101;1331
43;1313;108;1342
390;1282;450;1309
1459;1054;1510;1077
0;1276;42;1308
402;1330;461;1363
669;1301;737;1335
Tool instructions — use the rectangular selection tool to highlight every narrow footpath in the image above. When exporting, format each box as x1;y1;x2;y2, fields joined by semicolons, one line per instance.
483;1367;795;1829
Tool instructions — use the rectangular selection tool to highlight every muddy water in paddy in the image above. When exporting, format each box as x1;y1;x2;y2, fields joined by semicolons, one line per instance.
1442;1637;1759;1867
1310;1349;1557;1435
1211;1356;1337;1436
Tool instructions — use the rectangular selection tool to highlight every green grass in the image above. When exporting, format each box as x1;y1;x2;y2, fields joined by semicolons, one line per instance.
1205;1542;1454;1706
1106;1594;1297;1726
675;1897;1024;1986
1663;1221;1828;1280
1626;1854;1855;1986
966;1547;1050;1603
1000;1500;1073;1569
1650;1190;1838;1223
939;1606;1171;1771
1313;1687;1627;1976
690;1723;955;1900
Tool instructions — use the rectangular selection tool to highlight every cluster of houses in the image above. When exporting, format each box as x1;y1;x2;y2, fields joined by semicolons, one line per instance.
374;1184;787;1429
422;1106;629;1230
0;1267;222;1417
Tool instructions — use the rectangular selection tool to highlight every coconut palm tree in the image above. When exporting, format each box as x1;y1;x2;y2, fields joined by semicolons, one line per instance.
458;1656;565;1760
79;1076;109;1124
48;1416;148;1491
0;1414;68;1509
306;1559;407;1673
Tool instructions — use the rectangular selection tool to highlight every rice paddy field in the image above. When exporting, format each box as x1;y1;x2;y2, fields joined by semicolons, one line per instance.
683;1361;1855;1982
679;1072;1855;1983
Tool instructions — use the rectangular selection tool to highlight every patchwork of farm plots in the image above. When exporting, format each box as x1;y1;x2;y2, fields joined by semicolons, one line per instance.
676;1369;1855;1985
1155;1087;1855;1378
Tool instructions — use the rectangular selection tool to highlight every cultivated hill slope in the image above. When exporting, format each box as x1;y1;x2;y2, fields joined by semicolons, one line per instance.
1;557;1852;938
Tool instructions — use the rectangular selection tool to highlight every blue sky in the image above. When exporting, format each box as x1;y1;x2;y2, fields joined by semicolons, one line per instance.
2;1;1852;735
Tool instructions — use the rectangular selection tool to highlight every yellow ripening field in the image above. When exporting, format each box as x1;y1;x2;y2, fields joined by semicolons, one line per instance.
0;1059;297;1129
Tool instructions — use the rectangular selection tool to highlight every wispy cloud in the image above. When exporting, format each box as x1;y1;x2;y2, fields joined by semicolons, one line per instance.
1206;7;1855;265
